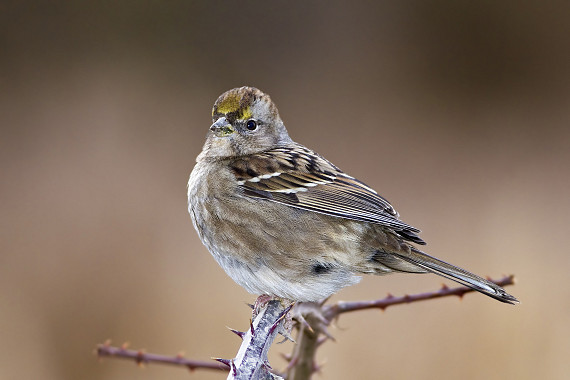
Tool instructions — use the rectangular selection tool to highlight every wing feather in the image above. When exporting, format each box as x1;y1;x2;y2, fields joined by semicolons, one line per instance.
228;145;425;244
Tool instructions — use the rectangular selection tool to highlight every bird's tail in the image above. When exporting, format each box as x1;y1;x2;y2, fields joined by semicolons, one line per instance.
391;248;519;304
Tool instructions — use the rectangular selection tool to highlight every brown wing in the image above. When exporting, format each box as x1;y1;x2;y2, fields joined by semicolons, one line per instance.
228;145;425;245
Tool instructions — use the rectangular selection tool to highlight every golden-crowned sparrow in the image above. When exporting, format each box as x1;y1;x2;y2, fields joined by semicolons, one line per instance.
187;86;518;304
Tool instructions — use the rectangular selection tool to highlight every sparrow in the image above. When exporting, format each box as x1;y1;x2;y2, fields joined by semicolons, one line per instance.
187;86;518;304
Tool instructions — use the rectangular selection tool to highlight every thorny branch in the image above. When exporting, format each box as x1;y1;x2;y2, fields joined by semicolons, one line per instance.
230;300;294;379
96;341;228;372
96;275;516;379
323;275;517;320
286;275;516;380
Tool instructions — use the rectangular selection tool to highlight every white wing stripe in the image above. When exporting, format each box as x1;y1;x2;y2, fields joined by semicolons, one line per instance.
245;172;282;183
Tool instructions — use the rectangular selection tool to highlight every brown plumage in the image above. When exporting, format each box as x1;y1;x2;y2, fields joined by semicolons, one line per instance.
187;86;518;304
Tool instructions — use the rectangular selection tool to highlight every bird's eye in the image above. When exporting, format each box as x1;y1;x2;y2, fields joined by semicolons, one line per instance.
246;119;257;131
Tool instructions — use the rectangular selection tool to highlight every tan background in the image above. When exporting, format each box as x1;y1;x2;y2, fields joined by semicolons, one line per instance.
1;2;569;379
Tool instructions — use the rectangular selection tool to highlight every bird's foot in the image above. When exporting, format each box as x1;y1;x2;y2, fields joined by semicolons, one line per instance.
252;294;274;319
251;295;296;343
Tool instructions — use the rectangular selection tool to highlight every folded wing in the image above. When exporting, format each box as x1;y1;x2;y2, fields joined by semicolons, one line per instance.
229;145;425;245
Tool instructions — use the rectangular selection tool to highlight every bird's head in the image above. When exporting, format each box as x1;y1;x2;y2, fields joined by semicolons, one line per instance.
200;87;292;159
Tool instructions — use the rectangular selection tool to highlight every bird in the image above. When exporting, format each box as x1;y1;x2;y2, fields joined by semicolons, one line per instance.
187;86;518;305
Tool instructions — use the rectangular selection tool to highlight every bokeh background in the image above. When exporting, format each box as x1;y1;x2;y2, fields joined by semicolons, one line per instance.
1;1;569;379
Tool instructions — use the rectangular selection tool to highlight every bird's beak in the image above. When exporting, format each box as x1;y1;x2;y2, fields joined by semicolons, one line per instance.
210;116;235;137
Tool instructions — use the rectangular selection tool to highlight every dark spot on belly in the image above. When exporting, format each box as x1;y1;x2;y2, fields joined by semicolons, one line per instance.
312;262;333;275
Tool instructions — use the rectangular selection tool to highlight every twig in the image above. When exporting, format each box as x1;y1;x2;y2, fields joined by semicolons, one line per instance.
96;342;228;372
323;275;516;320
286;275;517;380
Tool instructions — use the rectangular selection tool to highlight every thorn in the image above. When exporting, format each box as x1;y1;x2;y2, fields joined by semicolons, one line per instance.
176;351;185;359
227;327;245;339
135;350;145;367
319;325;336;342
386;293;394;299
314;311;330;326
280;352;292;362
277;304;294;323
319;296;331;306
269;320;280;335
441;283;449;291
249;319;255;335
297;314;314;334
403;294;412;302
246;303;254;309
94;344;107;359
276;334;294;344
270;309;291;335
213;358;232;367
283;356;300;372
316;336;328;347
120;341;130;350
314;358;327;374
313;362;321;374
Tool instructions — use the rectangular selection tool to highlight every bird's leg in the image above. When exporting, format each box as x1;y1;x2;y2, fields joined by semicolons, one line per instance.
252;295;296;342
252;294;274;319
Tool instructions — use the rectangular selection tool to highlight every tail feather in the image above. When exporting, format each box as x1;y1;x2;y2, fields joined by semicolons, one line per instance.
392;248;519;304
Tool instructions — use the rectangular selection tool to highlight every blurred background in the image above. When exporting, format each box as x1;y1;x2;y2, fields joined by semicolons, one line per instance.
1;1;569;379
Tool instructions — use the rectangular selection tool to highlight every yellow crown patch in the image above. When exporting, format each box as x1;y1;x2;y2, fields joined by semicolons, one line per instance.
215;93;241;115
214;93;252;120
